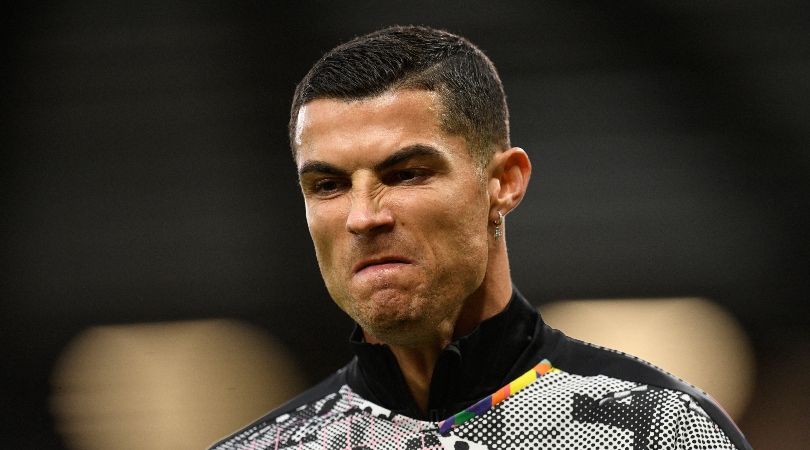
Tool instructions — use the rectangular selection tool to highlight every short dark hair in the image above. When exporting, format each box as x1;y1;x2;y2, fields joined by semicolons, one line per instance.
289;25;510;167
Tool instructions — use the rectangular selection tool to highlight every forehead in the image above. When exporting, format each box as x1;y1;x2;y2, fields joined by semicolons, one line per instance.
294;90;467;168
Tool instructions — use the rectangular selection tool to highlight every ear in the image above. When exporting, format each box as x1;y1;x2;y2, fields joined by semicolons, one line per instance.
487;147;532;221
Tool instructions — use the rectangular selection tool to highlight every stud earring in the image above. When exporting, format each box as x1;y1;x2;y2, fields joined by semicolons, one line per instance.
493;211;504;239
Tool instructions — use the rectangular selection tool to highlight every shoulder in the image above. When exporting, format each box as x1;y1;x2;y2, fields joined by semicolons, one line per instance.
541;324;753;450
206;363;351;450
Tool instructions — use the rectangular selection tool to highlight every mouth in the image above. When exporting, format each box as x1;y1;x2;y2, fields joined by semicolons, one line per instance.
352;256;412;274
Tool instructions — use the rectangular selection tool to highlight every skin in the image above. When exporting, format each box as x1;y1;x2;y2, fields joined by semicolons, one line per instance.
294;89;531;413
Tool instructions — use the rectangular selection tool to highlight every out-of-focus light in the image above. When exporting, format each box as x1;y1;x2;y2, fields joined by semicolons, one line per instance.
539;297;754;419
50;319;305;450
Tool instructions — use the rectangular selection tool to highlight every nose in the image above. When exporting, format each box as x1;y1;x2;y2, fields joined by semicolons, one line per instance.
345;193;395;236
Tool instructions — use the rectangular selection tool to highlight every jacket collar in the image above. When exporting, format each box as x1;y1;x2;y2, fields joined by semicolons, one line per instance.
348;287;543;420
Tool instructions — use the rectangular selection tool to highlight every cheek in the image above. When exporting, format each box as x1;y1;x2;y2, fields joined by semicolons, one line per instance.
448;215;489;265
415;193;489;264
305;202;347;269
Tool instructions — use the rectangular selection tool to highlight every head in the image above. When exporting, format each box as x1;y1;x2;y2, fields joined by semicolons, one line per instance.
290;25;510;169
291;26;531;347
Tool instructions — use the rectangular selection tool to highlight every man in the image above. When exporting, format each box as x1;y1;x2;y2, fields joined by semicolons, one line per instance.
210;26;751;450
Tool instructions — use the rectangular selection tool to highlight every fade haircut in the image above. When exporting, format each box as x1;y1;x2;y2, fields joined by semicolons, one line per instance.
289;25;510;168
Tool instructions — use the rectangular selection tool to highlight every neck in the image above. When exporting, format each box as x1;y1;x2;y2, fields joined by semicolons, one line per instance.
364;243;513;414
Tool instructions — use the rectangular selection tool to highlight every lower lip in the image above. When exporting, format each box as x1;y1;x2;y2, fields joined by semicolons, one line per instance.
355;262;409;276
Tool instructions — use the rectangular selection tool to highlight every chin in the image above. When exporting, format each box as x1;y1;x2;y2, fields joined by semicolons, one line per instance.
357;305;431;342
364;319;435;347
362;306;419;331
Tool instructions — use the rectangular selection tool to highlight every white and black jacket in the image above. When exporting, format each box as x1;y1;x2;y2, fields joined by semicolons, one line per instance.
209;288;752;450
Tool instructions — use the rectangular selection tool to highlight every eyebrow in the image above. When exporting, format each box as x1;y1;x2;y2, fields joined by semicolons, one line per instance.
374;144;445;172
297;144;446;177
297;161;348;177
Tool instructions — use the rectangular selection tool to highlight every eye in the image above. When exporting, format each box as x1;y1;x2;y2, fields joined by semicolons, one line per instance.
385;168;430;185
316;180;338;191
395;170;418;181
309;178;348;197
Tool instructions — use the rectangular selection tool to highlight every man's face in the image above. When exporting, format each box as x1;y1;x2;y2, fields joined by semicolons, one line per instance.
294;90;493;345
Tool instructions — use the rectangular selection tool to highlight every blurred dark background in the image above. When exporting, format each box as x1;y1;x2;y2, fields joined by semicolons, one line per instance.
2;1;809;448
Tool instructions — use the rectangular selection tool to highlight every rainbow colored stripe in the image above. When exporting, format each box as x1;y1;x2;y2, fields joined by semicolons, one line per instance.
437;359;556;435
